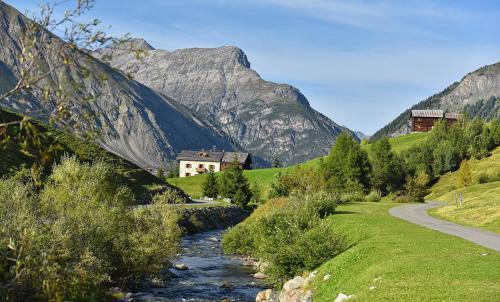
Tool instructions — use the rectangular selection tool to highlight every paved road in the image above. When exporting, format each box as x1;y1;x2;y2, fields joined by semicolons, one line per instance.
389;201;500;252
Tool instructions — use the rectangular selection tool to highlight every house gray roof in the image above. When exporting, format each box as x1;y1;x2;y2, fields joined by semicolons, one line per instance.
411;110;444;118
176;150;224;162
222;152;250;164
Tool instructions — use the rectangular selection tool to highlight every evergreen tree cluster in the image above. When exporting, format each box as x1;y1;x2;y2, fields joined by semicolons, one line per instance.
268;117;500;202
201;156;254;207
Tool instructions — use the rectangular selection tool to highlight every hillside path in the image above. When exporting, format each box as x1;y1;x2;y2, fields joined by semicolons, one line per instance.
389;201;500;252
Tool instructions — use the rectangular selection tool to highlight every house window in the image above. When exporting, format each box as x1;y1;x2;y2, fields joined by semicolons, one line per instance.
209;164;215;170
198;164;204;169
185;173;191;177
185;163;191;168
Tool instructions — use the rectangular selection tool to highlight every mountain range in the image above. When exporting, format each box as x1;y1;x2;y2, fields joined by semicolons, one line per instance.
95;39;352;166
0;2;352;169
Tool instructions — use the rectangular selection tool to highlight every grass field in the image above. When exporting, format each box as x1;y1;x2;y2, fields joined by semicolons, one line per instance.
167;133;430;198
311;202;500;301
362;132;429;157
427;147;500;233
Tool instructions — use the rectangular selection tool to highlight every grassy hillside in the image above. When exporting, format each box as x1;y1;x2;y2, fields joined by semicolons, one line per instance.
168;133;430;198
427;147;500;233
0;108;166;202
362;132;429;157
311;202;500;301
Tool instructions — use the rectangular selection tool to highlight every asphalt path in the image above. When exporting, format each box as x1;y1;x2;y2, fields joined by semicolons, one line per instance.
389;201;500;252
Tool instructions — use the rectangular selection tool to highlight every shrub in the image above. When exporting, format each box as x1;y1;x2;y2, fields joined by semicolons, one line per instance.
0;157;182;301
457;160;472;187
477;172;490;184
404;171;429;202
250;181;263;204
223;192;343;284
365;191;381;202
340;191;365;203
153;188;186;204
394;195;411;203
129;201;181;278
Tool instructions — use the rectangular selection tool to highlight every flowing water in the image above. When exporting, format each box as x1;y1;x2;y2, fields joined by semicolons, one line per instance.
130;230;268;302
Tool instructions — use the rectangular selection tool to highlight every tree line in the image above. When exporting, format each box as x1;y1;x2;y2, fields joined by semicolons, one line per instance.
269;117;500;202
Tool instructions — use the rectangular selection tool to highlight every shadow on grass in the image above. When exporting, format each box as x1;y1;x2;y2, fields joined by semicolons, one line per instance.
335;210;357;215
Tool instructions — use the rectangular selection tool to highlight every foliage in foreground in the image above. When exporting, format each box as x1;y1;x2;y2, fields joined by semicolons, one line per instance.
222;193;346;284
0;157;181;301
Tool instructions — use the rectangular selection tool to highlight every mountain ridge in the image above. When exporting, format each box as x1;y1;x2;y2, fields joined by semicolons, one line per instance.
372;61;500;140
0;2;236;170
95;39;354;166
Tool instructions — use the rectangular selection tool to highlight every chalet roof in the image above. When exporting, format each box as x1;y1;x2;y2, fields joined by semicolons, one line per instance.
222;152;250;164
411;110;444;118
176;150;224;162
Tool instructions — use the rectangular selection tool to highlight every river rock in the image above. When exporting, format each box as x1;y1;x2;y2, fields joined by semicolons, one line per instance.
253;272;267;279
256;289;274;302
323;274;331;281
174;263;188;270
334;293;352;302
283;276;305;292
302;290;313;302
304;271;317;286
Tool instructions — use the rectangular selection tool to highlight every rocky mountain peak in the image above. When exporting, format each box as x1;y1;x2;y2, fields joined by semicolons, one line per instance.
123;38;155;51
95;40;353;165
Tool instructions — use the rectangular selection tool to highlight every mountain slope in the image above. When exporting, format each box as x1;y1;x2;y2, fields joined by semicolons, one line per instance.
0;107;189;203
373;62;500;140
0;2;234;170
96;39;353;166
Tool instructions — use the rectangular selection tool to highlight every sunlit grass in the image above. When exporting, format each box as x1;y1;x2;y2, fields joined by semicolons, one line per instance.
427;147;500;233
312;202;500;301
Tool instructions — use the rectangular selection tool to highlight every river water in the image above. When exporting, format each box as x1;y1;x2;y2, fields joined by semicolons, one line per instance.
130;230;268;302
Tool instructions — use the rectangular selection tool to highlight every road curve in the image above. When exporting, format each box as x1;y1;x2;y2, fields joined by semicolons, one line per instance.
389;201;500;252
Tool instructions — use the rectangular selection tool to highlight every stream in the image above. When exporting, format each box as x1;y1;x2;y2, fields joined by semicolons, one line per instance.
130;230;268;302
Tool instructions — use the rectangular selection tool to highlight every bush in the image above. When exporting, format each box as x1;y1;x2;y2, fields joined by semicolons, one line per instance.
129;200;181;277
457;160;472;187
340;191;365;203
404;171;429;202
153;188;186;204
0;157;182;301
394;195;412;203
365;191;381;202
223;192;344;284
477;172;490;184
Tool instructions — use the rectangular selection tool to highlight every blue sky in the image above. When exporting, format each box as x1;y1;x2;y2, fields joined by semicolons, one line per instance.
8;0;500;134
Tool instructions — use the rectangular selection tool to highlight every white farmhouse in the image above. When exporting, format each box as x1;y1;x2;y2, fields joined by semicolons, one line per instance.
176;150;251;177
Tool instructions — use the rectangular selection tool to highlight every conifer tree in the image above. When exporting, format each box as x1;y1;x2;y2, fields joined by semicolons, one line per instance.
202;167;218;198
219;155;252;207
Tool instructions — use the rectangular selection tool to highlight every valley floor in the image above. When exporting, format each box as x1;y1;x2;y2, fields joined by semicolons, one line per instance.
310;202;500;302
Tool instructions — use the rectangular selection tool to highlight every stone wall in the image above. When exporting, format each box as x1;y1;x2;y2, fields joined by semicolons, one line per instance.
178;205;249;234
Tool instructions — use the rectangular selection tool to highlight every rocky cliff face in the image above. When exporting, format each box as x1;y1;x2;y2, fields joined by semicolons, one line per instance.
373;63;500;140
0;2;234;170
96;39;353;166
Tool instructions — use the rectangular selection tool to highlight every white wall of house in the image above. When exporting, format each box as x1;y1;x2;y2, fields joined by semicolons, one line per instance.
179;160;220;177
